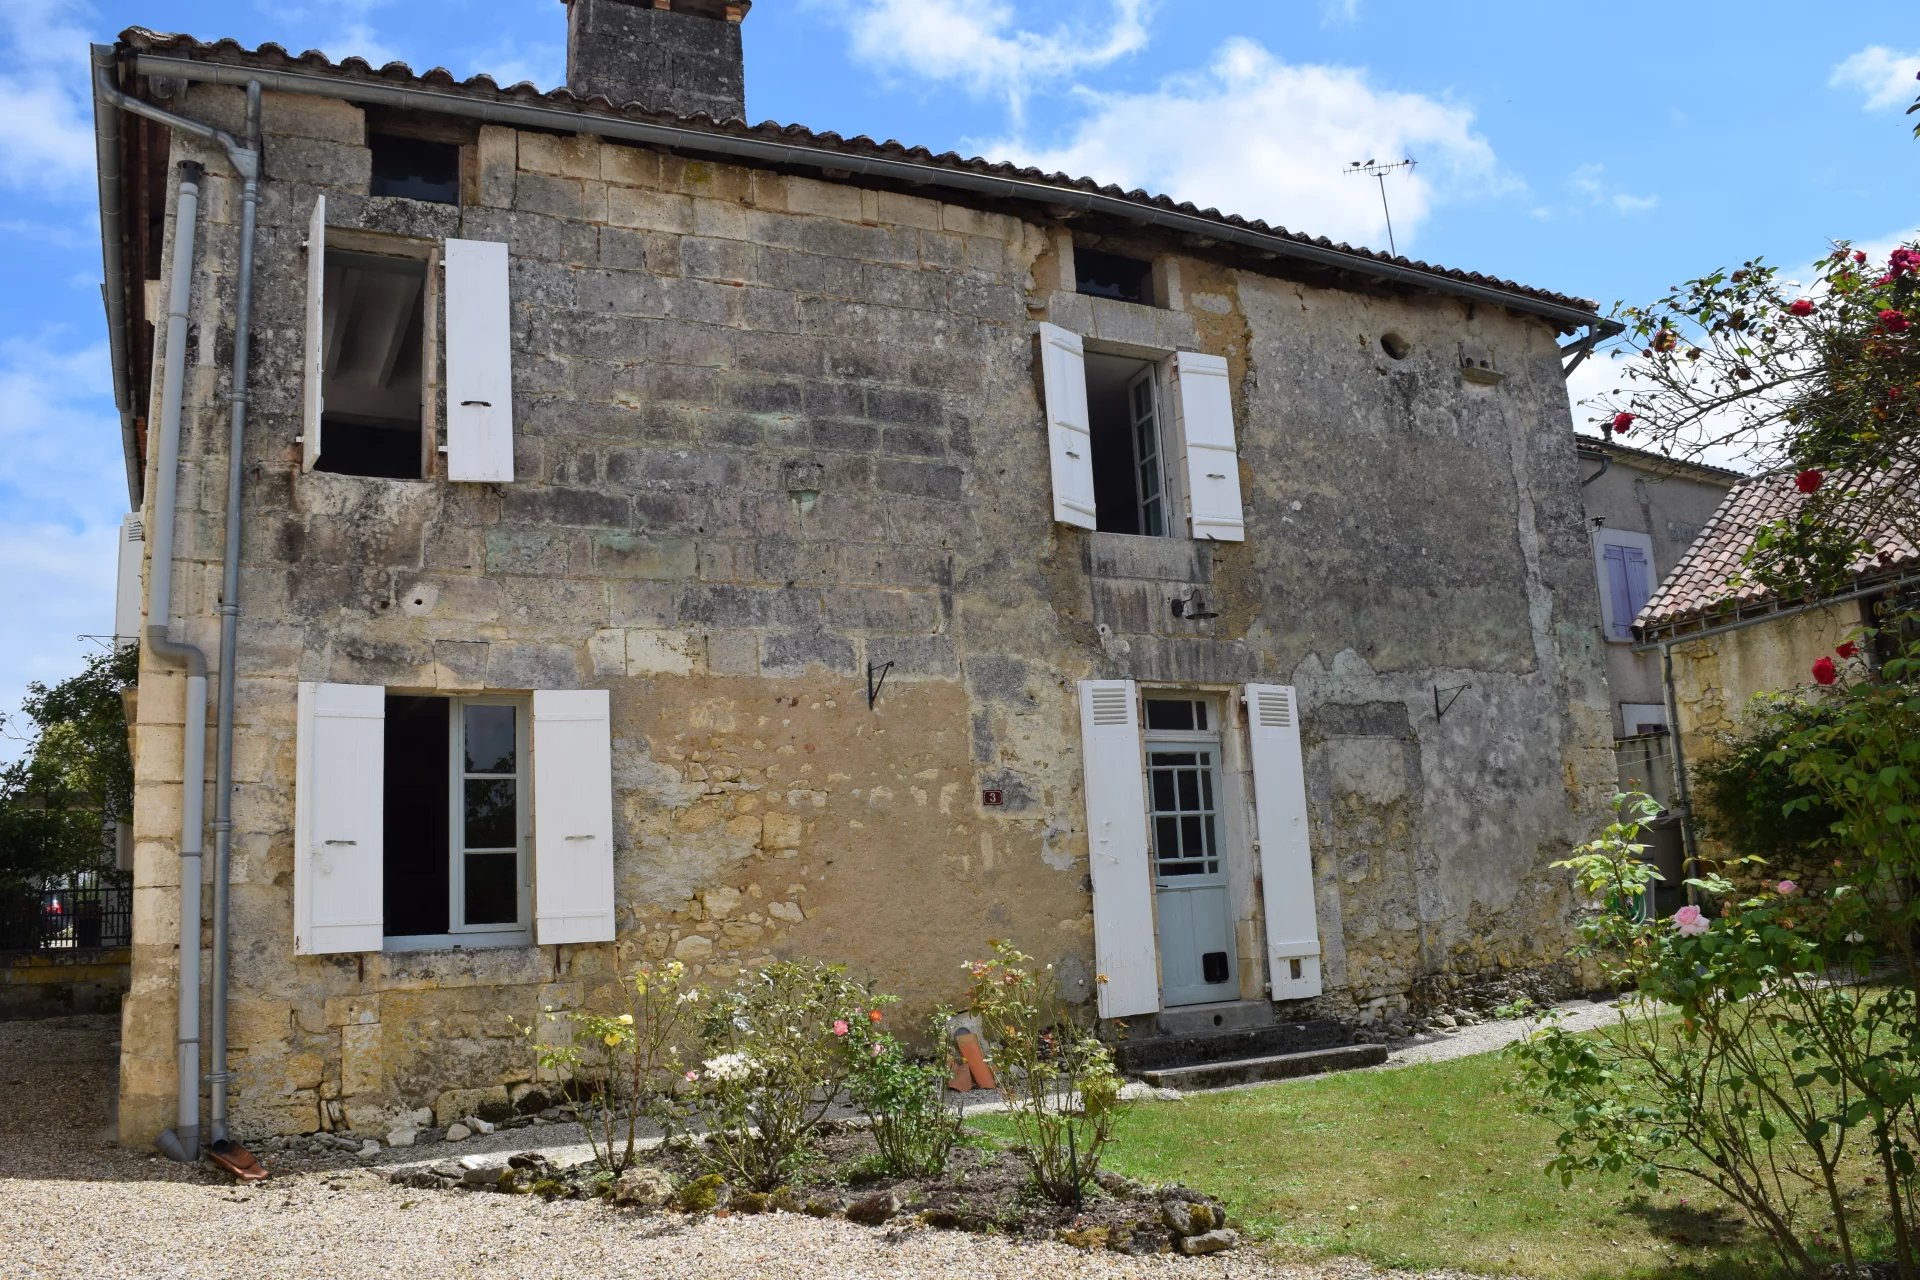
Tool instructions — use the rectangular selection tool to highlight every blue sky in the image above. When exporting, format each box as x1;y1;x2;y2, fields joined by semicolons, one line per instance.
0;0;1916;751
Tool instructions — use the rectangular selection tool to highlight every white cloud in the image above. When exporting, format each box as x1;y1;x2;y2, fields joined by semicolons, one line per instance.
820;0;1149;122
1567;163;1659;216
1830;45;1920;110
257;0;405;68
1322;0;1361;25
0;0;101;197
991;39;1500;252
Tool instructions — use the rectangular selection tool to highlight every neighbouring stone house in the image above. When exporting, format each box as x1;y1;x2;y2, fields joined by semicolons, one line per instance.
97;2;1620;1146
1574;434;1739;913
1635;468;1919;852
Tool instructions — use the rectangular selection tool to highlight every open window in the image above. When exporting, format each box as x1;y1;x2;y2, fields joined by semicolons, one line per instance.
302;195;516;482
1038;323;1246;541
295;683;616;955
370;133;460;205
1076;248;1155;306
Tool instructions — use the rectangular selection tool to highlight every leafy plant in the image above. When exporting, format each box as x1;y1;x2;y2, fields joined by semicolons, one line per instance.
513;959;697;1173
0;645;137;890
690;959;872;1190
962;941;1124;1208
843;1004;964;1178
1509;789;1920;1279
1694;691;1847;872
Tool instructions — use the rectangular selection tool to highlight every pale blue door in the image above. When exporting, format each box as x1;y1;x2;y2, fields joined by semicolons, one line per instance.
1145;700;1238;1006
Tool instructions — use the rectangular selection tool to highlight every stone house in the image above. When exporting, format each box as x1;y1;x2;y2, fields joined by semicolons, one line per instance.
1635;468;1918;863
1574;434;1738;913
95;2;1619;1149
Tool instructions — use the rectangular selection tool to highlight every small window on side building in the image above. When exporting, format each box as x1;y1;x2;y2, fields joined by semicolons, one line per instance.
1076;249;1155;306
370;133;461;205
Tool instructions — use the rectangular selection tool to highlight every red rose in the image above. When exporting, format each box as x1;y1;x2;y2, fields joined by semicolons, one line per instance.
1836;642;1858;659
1795;469;1824;494
1855;250;1869;264
1880;309;1911;333
1652;328;1678;353
1812;657;1838;686
1788;299;1815;317
1611;411;1636;434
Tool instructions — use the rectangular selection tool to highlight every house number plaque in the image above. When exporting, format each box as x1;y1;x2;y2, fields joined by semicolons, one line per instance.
981;789;1006;807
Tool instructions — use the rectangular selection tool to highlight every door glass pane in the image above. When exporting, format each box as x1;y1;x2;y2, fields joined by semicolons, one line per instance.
1155;815;1180;856
1152;770;1177;810
464;704;516;773
463;853;517;926
464;778;517;849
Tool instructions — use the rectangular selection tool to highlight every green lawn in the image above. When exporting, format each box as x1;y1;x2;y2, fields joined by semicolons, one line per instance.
979;1050;1805;1280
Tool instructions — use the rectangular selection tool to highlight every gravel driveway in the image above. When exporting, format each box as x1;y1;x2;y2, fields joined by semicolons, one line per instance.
0;1015;1505;1280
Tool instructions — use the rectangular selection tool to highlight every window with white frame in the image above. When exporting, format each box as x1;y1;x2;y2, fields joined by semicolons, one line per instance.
295;683;616;956
1594;528;1657;641
1038;324;1247;542
384;694;530;945
303;195;516;484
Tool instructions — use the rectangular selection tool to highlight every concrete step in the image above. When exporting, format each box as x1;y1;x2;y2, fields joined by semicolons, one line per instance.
1113;1018;1351;1075
1138;1042;1389;1091
1154;1000;1274;1038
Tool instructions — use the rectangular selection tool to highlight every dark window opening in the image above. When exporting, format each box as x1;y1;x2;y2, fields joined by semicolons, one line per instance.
370;134;461;205
1145;698;1210;732
384;695;451;938
1076;248;1155;306
1086;351;1169;536
315;250;427;480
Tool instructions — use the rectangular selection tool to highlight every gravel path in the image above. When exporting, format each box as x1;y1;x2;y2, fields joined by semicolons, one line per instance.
1380;998;1626;1070
0;1015;1511;1280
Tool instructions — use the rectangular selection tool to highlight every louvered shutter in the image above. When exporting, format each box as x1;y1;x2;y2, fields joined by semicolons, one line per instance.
302;195;326;472
295;682;385;955
1245;684;1322;1000
1171;351;1245;542
1078;679;1158;1018
1039;323;1097;530
113;513;143;647
532;690;616;945
445;239;516;483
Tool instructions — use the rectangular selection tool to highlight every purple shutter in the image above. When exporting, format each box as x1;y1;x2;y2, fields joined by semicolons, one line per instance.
1604;546;1634;639
1623;547;1653;627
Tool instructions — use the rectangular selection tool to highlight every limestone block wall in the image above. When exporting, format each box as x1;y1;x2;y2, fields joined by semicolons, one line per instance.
119;82;1614;1142
1668;605;1861;772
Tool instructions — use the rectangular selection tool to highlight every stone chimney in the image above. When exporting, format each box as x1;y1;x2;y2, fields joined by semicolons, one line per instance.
565;0;751;121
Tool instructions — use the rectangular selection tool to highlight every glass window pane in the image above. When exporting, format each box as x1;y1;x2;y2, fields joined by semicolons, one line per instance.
1193;703;1208;731
1145;702;1193;732
1155;816;1179;857
1181;815;1203;853
1200;768;1215;809
1152;770;1176;810
1177;769;1200;810
463;854;518;926
464;778;517;849
464;704;516;773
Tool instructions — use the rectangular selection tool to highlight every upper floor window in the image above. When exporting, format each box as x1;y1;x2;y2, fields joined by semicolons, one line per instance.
1037;324;1246;543
1076;248;1155;306
1594;528;1656;641
370;133;461;205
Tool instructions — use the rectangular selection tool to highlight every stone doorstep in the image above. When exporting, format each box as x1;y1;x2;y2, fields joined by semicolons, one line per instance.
1136;1042;1389;1092
1152;1000;1274;1038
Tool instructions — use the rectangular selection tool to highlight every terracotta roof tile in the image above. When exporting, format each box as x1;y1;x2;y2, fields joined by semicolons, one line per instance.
1635;468;1919;633
115;27;1600;319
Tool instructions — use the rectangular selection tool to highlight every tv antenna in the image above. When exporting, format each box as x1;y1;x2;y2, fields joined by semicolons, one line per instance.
1344;157;1416;257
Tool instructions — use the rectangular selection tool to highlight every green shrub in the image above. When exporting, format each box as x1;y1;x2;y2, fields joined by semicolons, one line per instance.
1694;692;1846;871
844;1006;964;1179
690;960;872;1190
963;941;1124;1208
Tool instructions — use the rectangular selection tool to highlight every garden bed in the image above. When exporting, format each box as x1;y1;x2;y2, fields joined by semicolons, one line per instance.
386;1120;1238;1257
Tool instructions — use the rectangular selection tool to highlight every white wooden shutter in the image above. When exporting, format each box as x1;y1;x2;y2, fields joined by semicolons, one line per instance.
113;513;143;647
1078;679;1158;1018
532;689;616;945
1245;684;1322;1000
445;238;516;483
294;682;384;955
1039;323;1096;530
1171;351;1245;542
302;195;326;472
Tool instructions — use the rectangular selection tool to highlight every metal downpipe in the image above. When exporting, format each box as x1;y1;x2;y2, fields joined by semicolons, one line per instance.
144;160;210;1164
207;81;263;1145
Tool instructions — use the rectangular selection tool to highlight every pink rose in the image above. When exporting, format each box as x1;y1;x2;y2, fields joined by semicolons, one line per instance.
832;1020;850;1037
685;1070;698;1082
1777;880;1798;896
1674;904;1709;937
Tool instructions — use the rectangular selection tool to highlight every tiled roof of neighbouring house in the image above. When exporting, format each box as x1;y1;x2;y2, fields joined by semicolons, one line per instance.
1635;467;1920;633
115;27;1602;321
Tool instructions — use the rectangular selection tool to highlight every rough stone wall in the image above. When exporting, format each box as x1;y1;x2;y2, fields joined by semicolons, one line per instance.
1668;606;1859;774
118;82;1613;1142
